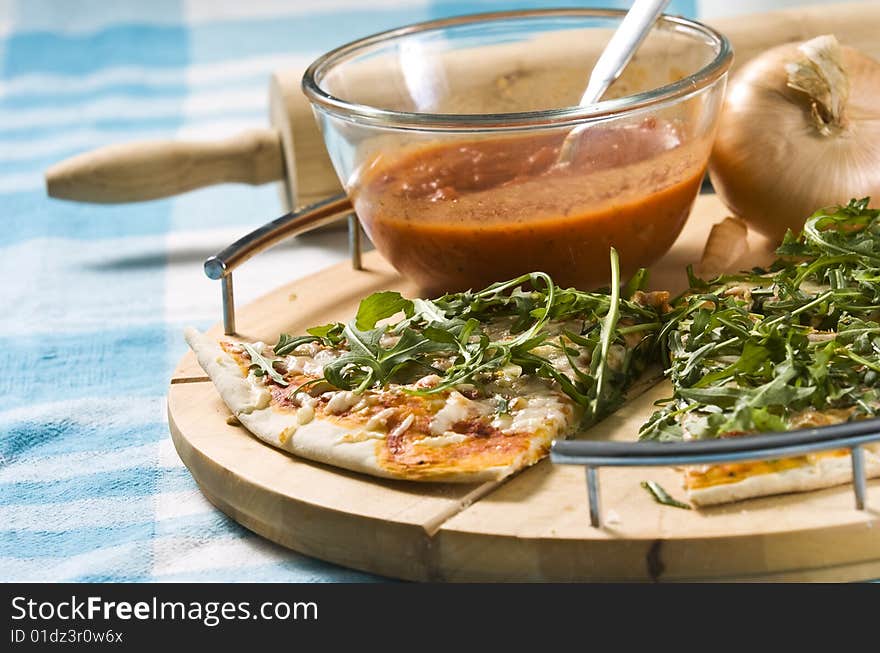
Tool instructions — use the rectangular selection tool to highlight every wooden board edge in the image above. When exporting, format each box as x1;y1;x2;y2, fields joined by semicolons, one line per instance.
429;513;880;581
168;397;438;580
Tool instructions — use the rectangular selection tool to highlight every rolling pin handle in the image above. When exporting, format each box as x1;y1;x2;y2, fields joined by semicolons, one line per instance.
45;128;285;204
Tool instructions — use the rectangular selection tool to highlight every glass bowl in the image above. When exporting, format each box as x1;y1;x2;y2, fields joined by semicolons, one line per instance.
303;8;732;292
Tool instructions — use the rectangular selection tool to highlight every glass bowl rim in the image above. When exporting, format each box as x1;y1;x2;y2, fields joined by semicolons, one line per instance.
301;8;733;131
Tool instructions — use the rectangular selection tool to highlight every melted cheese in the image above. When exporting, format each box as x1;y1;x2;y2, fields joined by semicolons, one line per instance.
429;391;489;435
293;392;316;408
325;390;359;415
297;403;315;425
503;393;570;435
389;414;415;439
241;371;271;412
415;432;469;447
365;407;397;432
285;347;340;378
337;430;385;443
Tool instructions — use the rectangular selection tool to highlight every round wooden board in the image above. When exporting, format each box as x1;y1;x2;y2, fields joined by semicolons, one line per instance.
168;195;880;581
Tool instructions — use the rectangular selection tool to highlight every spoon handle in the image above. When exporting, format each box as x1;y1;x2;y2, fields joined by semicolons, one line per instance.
578;0;671;106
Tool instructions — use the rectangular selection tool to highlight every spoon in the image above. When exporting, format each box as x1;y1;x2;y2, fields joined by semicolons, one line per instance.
557;0;670;165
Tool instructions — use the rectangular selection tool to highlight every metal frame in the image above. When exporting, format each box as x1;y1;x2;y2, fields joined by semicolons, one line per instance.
551;418;880;527
203;193;357;335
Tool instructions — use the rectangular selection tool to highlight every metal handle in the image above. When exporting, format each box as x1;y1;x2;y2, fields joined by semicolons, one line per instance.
204;192;357;334
551;417;880;527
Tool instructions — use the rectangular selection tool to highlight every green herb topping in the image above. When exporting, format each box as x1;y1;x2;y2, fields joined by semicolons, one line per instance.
262;250;660;425
241;342;288;387
641;480;692;509
641;198;880;442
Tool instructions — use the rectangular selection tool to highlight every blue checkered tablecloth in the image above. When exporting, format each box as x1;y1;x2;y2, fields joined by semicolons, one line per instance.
0;0;702;582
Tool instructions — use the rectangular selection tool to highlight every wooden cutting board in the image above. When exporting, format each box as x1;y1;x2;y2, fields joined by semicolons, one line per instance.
167;194;880;581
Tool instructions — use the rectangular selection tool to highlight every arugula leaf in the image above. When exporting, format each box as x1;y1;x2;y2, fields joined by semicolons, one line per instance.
306;322;345;345
746;362;815;408
623;267;649;299
678;386;742;408
641;481;692;509
378;328;450;370
241;342;288;387
322;320;455;393
591;248;622;419
323;355;382;393
691;339;769;388
422;325;458;344
342;322;384;359
354;291;413;330
273;333;320;356
410;298;451;326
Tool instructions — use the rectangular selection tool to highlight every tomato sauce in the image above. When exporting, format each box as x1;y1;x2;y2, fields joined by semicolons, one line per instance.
352;119;709;292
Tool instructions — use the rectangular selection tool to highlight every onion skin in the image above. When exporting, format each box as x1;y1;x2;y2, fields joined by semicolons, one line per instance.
696;216;749;278
709;41;880;241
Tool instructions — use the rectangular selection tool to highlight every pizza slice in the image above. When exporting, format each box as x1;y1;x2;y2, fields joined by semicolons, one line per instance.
186;262;664;483
641;199;880;505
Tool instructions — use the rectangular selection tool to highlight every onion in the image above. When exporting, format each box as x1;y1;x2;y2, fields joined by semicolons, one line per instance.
709;35;880;240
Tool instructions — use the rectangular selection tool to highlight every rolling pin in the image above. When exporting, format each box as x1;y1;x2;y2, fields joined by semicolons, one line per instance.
44;2;880;208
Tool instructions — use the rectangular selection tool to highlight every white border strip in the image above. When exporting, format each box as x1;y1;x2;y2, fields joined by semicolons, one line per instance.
0;0;420;37
0;85;264;130
0;53;312;99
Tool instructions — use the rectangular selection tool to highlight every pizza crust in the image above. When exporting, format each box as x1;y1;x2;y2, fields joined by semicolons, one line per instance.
688;447;880;506
184;328;516;483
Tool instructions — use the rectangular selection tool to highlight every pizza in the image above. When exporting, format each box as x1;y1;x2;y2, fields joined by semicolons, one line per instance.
186;264;664;483
187;199;880;506
640;198;880;505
